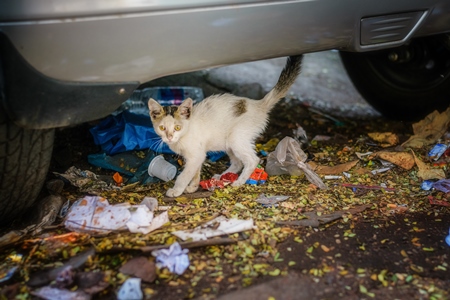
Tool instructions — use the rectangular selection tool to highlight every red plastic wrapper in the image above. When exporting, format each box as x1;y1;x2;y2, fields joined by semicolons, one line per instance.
199;173;238;191
220;172;239;183
428;196;450;207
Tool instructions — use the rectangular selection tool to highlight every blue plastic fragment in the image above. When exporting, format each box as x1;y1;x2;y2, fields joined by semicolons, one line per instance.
421;180;435;191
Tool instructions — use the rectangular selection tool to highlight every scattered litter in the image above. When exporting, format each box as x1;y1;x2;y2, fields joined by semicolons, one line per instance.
355;151;373;159
151;242;189;275
324;175;342;180
371;167;391;175
117;278;143;300
428;143;448;161
341;183;395;192
402;107;450;148
172;216;254;241
428;196;450;207
246;166;268;185
445;228;450;247
256;193;290;207
64;196;169;235
266;137;327;189
368;132;399;147
200;173;238;191
113;172;123;185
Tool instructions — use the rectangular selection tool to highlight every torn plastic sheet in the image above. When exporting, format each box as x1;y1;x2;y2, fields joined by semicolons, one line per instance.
151;242;190;275
172;216;254;241
432;178;450;193
256;193;290;207
266;137;327;189
64;196;169;235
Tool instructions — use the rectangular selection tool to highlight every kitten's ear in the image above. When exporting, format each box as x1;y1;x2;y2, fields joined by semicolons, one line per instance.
178;98;193;119
148;98;163;120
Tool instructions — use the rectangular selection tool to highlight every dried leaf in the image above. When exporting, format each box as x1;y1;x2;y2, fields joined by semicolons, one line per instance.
402;107;450;148
376;151;415;170
411;151;445;180
368;132;399;147
119;256;156;283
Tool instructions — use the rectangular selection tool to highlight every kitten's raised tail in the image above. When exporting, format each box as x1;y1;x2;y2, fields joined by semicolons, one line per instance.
261;55;303;110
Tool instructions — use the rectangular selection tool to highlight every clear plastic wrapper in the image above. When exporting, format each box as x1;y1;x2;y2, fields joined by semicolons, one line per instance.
266;137;327;189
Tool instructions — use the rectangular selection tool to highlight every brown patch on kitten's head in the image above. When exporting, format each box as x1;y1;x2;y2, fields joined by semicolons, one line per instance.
233;99;247;116
177;98;193;119
148;98;164;121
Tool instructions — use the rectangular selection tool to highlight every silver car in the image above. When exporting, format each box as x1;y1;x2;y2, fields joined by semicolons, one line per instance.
1;0;450;225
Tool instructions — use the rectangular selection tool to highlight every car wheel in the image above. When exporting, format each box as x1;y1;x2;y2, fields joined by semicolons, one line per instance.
339;35;450;121
0;109;54;226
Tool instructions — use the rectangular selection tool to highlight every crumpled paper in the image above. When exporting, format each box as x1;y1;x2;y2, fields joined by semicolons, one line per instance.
266;137;327;189
172;216;254;241
64;196;169;235
151;242;189;275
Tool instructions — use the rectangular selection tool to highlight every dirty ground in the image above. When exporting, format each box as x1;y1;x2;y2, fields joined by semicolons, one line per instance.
1;97;449;300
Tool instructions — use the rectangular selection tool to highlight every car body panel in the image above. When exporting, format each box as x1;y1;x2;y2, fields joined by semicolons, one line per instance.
1;0;450;84
0;0;450;128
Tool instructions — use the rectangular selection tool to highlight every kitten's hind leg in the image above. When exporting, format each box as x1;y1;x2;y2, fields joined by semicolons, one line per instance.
230;143;259;187
185;167;201;193
221;150;243;174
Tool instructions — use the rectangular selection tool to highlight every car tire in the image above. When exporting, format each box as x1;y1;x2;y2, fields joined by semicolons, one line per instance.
0;109;54;226
339;36;450;121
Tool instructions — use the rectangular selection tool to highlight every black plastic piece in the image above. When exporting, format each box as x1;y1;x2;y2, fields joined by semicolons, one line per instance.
0;33;140;129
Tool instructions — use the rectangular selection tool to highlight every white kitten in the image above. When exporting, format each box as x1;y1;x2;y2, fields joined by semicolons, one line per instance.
148;56;303;197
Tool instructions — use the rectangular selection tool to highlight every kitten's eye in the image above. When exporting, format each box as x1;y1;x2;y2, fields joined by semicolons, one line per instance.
158;125;165;131
174;125;182;131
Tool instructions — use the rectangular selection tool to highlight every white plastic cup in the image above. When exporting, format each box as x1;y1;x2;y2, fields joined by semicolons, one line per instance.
148;155;177;182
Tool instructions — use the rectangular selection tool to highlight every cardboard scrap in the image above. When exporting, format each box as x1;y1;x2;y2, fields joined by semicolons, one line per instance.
402;107;450;148
412;151;445;180
308;160;358;175
368;132;399;147
376;151;415;170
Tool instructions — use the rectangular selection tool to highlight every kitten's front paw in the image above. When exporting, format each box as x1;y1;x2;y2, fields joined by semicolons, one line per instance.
231;180;245;187
166;188;183;197
185;185;199;193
